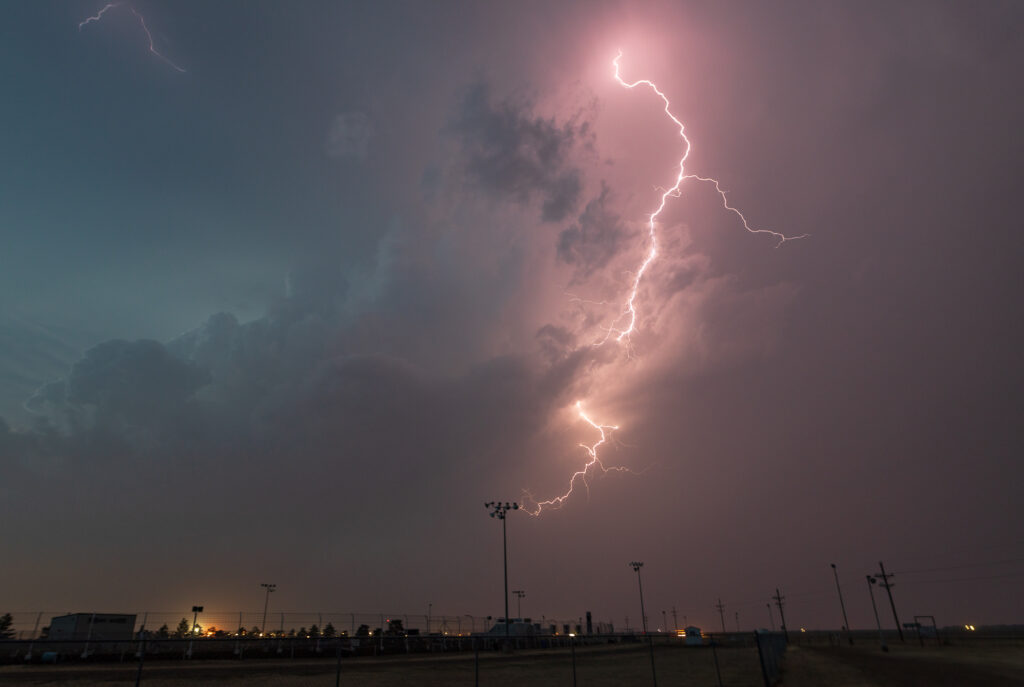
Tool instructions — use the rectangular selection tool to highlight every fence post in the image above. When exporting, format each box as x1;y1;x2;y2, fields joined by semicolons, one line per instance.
134;621;147;687
334;633;343;687
755;631;771;687
82;613;96;659
711;639;723;687
570;633;577;687
25;611;43;661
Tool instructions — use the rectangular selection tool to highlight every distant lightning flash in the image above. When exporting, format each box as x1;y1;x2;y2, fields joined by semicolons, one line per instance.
79;3;186;73
524;51;806;516
79;3;118;30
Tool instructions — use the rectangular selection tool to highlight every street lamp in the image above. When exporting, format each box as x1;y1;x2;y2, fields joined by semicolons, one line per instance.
186;605;203;658
485;501;519;644
830;564;853;645
629;561;657;687
866;576;888;652
513;590;526;620
260;583;276;637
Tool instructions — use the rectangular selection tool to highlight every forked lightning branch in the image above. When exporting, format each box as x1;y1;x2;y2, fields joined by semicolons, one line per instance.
524;52;805;516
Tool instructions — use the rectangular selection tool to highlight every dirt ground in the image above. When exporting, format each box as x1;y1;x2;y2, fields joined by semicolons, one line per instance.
781;642;1024;687
5;641;1023;686
0;643;765;686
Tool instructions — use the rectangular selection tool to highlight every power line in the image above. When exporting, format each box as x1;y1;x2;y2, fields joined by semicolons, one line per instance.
905;571;1024;585
894;557;1024;575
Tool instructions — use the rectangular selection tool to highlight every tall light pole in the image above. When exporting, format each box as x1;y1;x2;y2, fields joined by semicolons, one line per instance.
260;583;276;637
513;590;526;619
866;575;888;652
485;501;519;644
830;564;853;645
629;561;657;687
187;605;202;658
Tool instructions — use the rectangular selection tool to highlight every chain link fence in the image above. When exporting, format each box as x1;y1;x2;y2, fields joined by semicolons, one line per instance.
1;610;600;642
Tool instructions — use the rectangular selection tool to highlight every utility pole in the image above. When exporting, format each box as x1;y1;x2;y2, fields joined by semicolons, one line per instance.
773;588;788;642
877;561;903;642
830;564;853;645
715;598;726;633
866;576;888;651
671;607;678;634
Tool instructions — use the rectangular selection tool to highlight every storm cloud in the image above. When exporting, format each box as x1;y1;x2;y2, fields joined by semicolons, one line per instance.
452;83;587;222
1;0;1021;632
557;182;629;283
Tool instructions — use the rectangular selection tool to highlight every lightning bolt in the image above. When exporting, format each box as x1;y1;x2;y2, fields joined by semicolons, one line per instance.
79;3;186;73
524;402;633;514
79;3;118;30
524;51;806;516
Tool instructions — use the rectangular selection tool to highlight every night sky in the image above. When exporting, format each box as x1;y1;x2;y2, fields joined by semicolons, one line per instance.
2;1;1022;632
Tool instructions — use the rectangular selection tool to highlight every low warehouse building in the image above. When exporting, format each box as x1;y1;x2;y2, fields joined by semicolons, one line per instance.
48;613;137;641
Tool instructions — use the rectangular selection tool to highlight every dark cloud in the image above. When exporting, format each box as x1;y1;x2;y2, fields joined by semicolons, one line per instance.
24;339;210;438
0;312;90;423
557;182;629;282
452;83;586;222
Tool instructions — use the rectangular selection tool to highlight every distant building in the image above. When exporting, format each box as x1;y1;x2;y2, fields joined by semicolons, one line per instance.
482;619;537;636
683;626;703;646
48;613;137;641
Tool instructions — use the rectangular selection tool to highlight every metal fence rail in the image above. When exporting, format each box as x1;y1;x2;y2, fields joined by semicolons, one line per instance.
2;611;599;640
2;632;684;660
